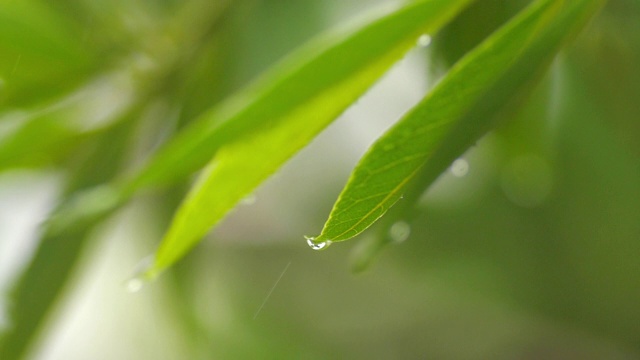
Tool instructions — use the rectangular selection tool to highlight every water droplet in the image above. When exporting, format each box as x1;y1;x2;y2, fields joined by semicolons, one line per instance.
417;34;432;47
450;158;469;177
389;221;411;243
126;277;144;293
240;194;256;205
305;236;331;251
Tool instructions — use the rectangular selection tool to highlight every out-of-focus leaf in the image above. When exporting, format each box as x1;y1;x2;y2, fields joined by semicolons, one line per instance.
0;119;134;360
0;72;137;172
314;0;605;244
0;1;99;106
140;0;475;277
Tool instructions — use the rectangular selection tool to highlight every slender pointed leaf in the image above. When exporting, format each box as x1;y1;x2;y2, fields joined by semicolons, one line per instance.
143;0;475;277
315;0;605;244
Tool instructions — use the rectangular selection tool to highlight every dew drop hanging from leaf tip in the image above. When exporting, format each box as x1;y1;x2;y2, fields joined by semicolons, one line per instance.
305;236;332;250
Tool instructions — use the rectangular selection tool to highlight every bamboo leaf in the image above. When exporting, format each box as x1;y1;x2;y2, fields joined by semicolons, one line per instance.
142;0;475;277
315;0;605;244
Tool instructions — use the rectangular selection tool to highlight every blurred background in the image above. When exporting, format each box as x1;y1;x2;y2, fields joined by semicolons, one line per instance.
1;0;639;359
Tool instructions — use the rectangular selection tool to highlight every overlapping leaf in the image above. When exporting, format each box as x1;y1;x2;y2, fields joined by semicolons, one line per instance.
142;0;475;277
314;0;605;244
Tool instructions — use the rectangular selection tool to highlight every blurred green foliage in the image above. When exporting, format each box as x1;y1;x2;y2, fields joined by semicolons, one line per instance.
0;0;639;359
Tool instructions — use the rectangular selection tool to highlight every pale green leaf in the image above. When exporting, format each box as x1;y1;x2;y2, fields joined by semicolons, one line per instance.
143;0;475;277
315;0;605;244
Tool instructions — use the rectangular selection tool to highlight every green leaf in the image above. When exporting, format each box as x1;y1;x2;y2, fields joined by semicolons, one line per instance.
0;119;134;360
0;1;98;106
125;0;474;194
142;0;475;277
315;0;605;244
0;72;138;172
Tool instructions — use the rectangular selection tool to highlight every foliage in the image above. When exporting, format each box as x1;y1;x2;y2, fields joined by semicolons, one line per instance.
1;0;639;358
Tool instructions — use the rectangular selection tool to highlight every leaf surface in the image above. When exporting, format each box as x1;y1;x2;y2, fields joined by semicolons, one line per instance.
315;0;605;243
144;0;474;276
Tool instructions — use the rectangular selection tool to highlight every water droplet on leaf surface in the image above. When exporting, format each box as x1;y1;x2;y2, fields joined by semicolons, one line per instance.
305;236;331;251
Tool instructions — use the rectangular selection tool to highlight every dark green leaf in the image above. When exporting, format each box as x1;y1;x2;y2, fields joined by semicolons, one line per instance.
315;0;605;244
